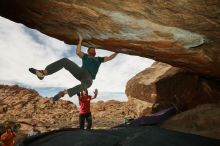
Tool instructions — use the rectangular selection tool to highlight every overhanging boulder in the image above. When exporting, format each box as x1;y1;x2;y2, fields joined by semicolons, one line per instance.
0;0;220;78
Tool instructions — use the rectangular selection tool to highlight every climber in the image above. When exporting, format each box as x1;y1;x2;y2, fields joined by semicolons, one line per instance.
29;34;118;100
0;122;16;146
77;89;98;129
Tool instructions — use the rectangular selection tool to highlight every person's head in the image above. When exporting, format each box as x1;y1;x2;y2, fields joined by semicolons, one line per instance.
81;89;88;96
87;47;96;57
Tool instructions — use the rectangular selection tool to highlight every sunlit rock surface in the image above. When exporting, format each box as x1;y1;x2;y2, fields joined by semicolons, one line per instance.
0;85;128;134
126;62;220;112
0;0;220;78
161;102;220;140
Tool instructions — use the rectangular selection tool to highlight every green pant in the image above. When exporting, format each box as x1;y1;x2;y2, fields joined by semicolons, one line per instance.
45;58;93;97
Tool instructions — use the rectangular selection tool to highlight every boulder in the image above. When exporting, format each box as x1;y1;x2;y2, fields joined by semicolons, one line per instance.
0;0;220;78
126;62;220;113
161;102;220;140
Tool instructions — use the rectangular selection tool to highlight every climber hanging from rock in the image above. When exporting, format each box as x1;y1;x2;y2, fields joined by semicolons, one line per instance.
29;34;118;100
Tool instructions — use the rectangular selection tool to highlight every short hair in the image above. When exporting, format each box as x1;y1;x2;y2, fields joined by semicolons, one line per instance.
81;89;88;96
88;47;95;50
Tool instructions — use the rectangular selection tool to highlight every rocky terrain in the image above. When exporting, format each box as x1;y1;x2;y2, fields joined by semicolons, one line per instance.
161;102;220;140
0;0;219;143
126;62;220;114
0;85;130;142
1;64;220;141
125;62;220;139
0;85;78;133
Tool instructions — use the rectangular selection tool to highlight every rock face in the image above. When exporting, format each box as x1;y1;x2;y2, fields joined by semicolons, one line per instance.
0;85;129;136
0;0;220;78
0;85;78;133
91;100;126;128
125;62;220;140
126;62;220;113
161;102;220;140
20;127;220;146
123;97;154;117
1;84;220;141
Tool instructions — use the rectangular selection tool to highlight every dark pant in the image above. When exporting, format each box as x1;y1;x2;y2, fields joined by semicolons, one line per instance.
79;112;92;129
45;58;93;97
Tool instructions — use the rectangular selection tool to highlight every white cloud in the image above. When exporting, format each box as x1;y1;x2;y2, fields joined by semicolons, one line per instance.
0;16;154;94
90;51;154;92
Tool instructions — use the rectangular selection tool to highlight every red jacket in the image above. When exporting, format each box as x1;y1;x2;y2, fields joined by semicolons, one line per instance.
79;95;92;114
1;130;16;146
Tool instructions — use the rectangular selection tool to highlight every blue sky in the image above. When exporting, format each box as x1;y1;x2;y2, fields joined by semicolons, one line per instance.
0;16;154;95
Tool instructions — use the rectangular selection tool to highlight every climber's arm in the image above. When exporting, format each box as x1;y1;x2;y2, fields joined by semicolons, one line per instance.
103;52;118;62
91;89;98;100
76;35;84;58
